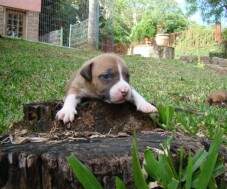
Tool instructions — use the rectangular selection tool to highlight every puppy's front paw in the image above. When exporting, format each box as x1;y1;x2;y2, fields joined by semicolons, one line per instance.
56;107;77;123
136;101;158;113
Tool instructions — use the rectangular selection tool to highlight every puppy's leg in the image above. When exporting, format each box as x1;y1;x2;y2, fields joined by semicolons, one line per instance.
130;88;157;113
56;94;80;123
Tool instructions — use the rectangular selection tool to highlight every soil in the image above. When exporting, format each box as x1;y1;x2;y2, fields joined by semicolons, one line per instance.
7;99;158;143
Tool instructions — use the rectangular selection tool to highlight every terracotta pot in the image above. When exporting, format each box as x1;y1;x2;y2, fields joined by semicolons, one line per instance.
155;33;170;46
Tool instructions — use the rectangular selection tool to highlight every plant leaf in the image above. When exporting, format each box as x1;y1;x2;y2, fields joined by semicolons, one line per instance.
191;150;208;173
167;178;179;189
178;147;184;185
144;149;160;180
195;128;223;189
67;154;103;189
208;176;217;189
115;177;126;189
184;152;193;189
212;162;225;178
131;135;149;189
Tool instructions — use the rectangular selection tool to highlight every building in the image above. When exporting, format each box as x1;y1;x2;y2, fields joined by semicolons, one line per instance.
0;0;41;41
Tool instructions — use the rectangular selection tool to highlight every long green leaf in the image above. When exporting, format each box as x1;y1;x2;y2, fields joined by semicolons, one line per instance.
158;155;174;187
182;149;207;181
192;150;208;173
178;147;184;186
167;178;179;189
208;176;217;189
158;105;174;128
195;128;223;189
212;162;225;178
162;139;178;179
131;135;149;189
144;149;160;180
67;154;103;189
185;152;193;189
115;177;126;189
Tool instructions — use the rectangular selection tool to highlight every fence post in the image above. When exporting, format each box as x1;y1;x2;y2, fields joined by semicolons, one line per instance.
60;27;63;46
88;0;99;49
69;24;72;47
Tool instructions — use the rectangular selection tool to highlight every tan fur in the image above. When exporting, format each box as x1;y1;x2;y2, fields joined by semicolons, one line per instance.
207;90;227;105
66;53;128;97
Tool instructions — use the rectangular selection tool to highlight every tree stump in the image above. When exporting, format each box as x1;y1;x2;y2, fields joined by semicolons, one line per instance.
0;100;226;189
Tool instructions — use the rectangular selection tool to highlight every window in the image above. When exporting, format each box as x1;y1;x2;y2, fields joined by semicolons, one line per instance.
6;9;25;38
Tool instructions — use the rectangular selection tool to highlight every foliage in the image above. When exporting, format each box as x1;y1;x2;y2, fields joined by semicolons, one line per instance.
67;129;225;189
66;134;149;189
157;105;175;130
185;0;227;23
147;1;188;34
99;15;131;44
222;28;227;40
67;154;103;189
111;0;188;43
113;18;131;44
175;24;218;57
144;128;224;188
115;177;126;189
130;16;157;42
164;13;188;33
131;135;148;189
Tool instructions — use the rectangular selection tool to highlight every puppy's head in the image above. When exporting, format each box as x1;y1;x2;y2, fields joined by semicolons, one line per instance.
80;54;131;103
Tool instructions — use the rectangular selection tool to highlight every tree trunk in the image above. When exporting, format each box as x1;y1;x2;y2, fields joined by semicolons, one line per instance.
88;0;99;49
1;132;226;189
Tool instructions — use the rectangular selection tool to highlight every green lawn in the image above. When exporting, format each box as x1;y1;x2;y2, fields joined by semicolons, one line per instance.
0;38;227;138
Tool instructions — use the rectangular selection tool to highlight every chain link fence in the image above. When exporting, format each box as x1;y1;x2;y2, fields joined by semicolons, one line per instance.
39;0;89;47
69;19;88;47
0;0;114;49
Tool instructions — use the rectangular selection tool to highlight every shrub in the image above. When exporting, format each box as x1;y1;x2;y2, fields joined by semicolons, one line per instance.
222;28;227;41
130;16;157;42
175;24;219;57
113;18;131;44
164;13;188;33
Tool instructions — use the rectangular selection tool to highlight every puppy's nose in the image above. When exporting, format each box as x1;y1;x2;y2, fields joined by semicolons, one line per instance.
120;88;128;97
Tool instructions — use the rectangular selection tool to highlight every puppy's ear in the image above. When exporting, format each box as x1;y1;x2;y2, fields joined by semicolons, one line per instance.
80;62;93;81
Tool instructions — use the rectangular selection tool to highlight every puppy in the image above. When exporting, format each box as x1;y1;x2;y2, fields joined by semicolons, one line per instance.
56;53;158;123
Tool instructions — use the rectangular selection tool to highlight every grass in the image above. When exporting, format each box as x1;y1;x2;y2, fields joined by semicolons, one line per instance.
0;38;227;137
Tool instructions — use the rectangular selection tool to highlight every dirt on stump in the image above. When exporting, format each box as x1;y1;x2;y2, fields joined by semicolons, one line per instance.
6;99;158;144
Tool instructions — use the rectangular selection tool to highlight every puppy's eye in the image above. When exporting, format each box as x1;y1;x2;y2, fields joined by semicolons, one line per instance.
124;72;130;81
99;73;113;80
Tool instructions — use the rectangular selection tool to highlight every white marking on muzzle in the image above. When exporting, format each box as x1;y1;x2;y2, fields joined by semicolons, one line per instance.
109;63;131;103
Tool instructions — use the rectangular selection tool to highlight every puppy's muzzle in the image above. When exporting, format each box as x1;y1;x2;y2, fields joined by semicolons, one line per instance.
120;88;128;97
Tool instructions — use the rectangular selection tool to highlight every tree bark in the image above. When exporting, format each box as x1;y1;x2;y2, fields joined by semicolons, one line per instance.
1;132;226;189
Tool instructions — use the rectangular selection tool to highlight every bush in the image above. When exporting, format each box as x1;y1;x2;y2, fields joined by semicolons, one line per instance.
222;28;227;41
113;18;131;44
175;24;219;57
130;16;157;42
164;13;188;33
